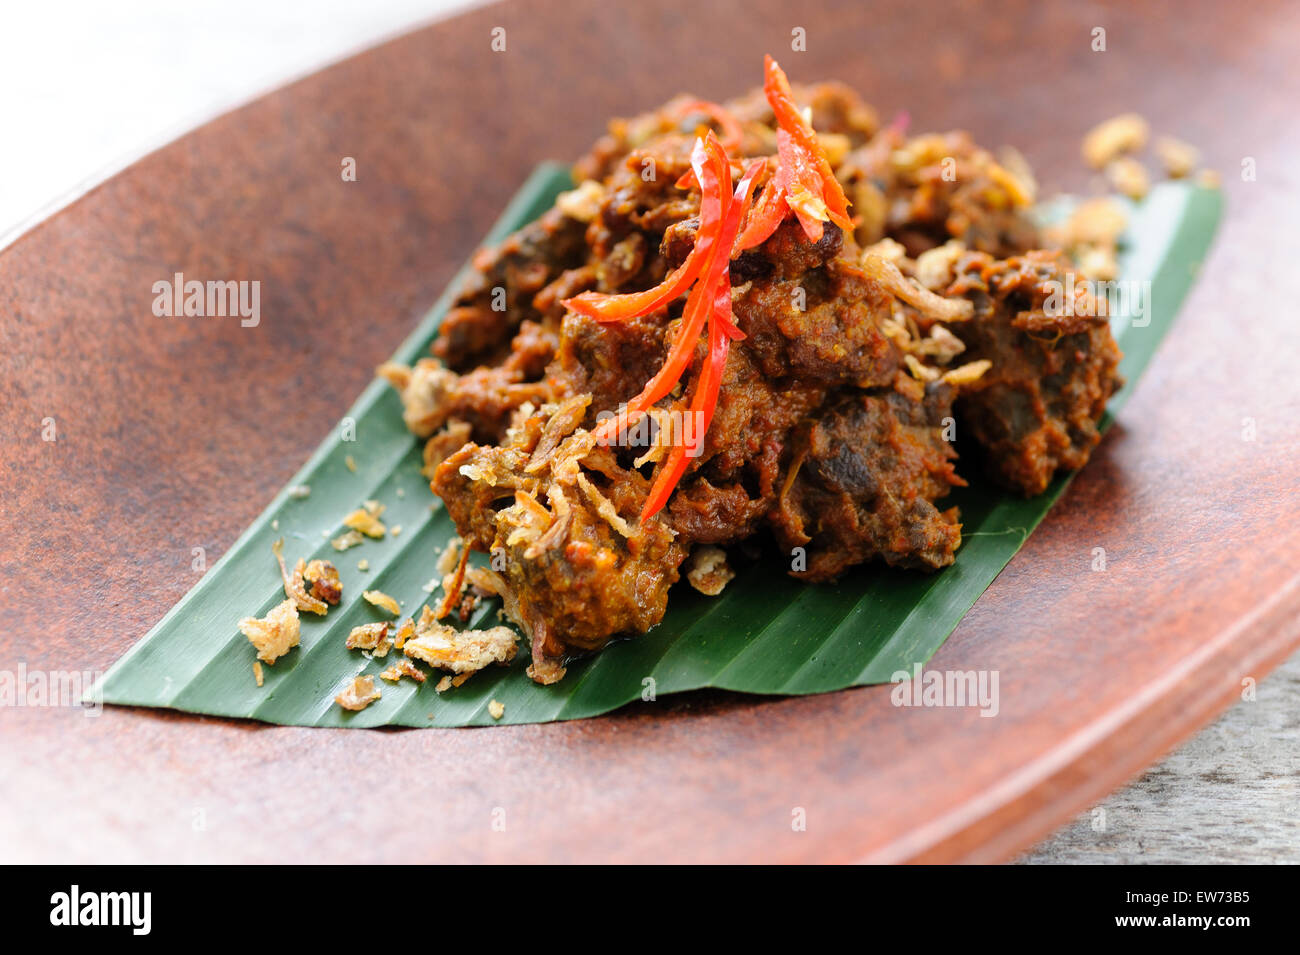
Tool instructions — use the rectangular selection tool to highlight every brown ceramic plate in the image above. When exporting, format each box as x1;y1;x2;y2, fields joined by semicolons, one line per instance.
3;0;1298;862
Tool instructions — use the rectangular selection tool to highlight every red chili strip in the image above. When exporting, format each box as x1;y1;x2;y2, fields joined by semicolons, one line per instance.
564;137;725;322
671;98;745;155
761;55;854;233
590;133;734;445
639;160;763;521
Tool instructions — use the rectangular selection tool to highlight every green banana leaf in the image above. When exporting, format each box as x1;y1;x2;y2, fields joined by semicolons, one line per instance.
89;164;1222;727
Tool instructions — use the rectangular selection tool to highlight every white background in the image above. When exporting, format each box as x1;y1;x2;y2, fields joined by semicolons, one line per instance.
0;0;481;246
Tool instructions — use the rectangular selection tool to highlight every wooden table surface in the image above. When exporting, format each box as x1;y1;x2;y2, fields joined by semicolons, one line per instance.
2;0;1298;863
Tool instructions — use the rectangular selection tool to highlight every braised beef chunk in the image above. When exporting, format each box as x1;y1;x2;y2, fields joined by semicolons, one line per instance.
733;256;901;386
436;207;588;370
772;377;963;581
946;250;1123;496
382;72;1123;683
549;309;668;416
432;402;684;685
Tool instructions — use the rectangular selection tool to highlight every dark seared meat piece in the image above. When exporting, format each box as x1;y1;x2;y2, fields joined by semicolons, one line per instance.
731;215;846;282
946;250;1123;496
588;140;697;268
667;342;827;545
733;253;903;387
378;357;550;445
438;137;699;377
436;207;589;370
548;309;668;416
771;375;963;581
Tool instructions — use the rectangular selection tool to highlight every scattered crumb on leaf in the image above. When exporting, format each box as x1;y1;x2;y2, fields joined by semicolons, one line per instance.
331;529;365;551
335;675;381;711
379;658;426;684
363;589;401;615
238;599;301;665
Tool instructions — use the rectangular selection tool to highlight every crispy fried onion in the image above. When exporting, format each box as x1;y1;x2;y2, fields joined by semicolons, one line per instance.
272;538;329;615
576;472;635;539
402;606;519;675
857;252;974;323
525;485;574;559
525;394;592;474
377;358;458;438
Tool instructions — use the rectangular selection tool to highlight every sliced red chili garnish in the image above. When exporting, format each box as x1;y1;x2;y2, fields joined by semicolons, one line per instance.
564;136;726;322
560;63;841;522
776;127;830;242
735;56;854;252
671;98;745;155
733;166;789;251
589;133;734;446
639;161;762;521
596;152;761;449
761;55;854;233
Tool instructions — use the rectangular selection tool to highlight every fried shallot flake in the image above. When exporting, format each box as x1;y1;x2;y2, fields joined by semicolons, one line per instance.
576;472;634;538
303;558;342;605
1044;197;1127;282
555;179;607;222
335;675;381;711
402;608;519;675
685;545;735;596
379;658;426;683
1106;156;1149;200
272;538;328;615
253;661;264;687
343;500;387;539
859;253;974;323
435;676;453;693
238;598;301;665
436;537;463;575
1155;136;1199;179
941;358;993;387
905;354;941;382
378;359;459;439
331;529;365;551
913;324;966;364
393;618;415;650
914;241;967;292
346;621;391;656
861;237;907;265
986;161;1033;207
464;565;505;597
363;589;401;615
1082;112;1149;169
